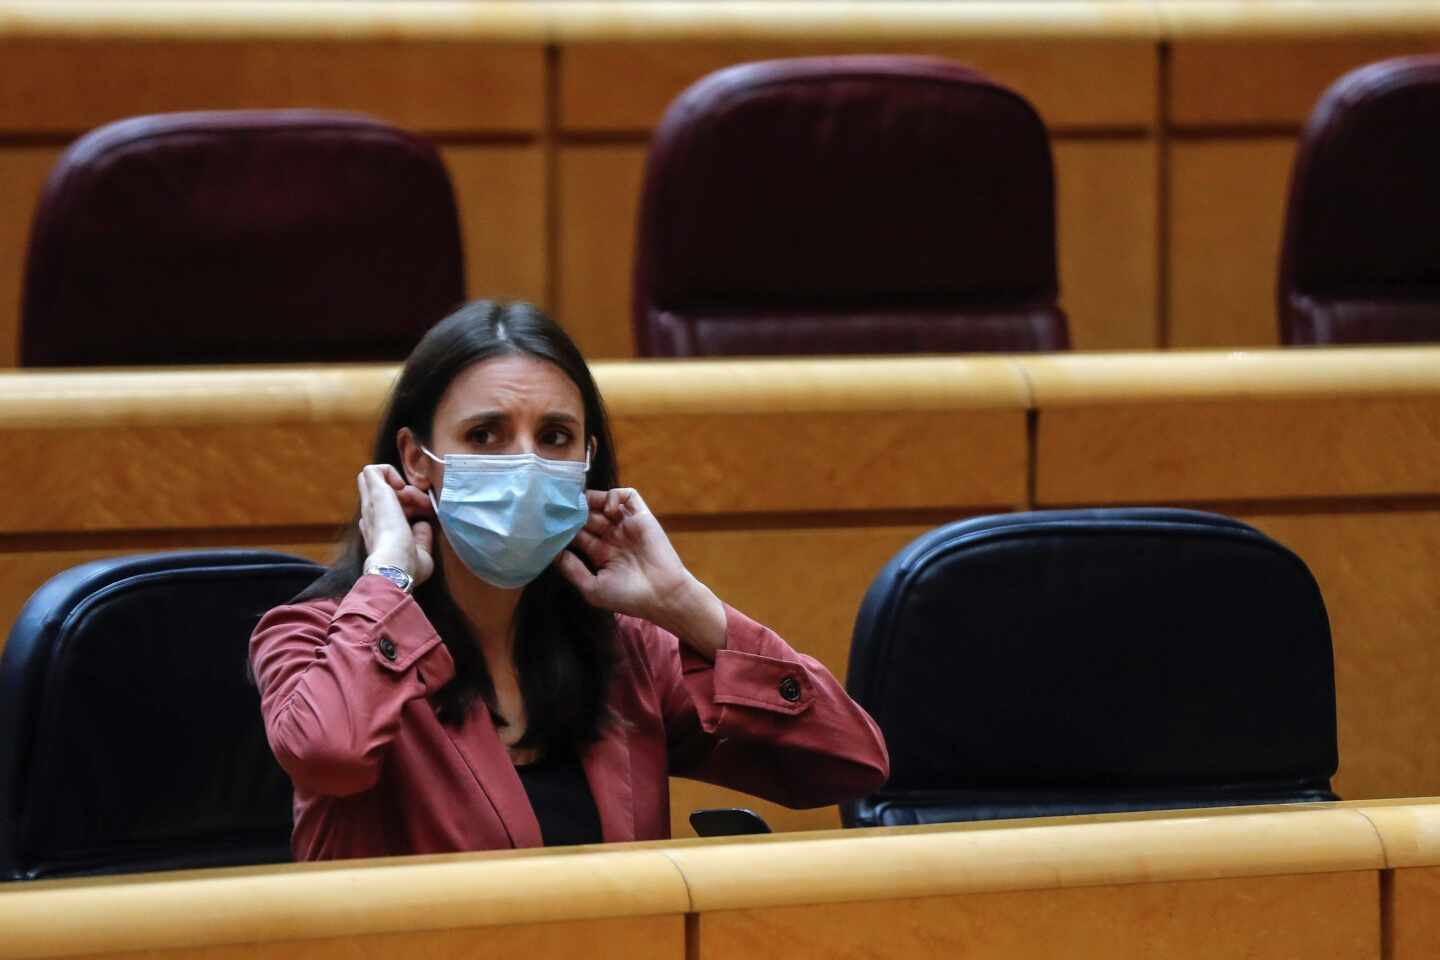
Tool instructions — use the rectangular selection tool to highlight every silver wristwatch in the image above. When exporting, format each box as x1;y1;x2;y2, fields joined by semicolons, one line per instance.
364;563;414;594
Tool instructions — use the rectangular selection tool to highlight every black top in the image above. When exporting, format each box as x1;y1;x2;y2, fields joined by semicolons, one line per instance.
514;749;603;847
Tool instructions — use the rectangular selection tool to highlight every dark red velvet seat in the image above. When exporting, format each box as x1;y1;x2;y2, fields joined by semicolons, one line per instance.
1279;56;1440;346
22;110;464;366
633;56;1067;357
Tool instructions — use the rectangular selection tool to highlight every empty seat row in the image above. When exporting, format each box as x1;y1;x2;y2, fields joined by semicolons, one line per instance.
17;55;1440;366
0;509;1336;878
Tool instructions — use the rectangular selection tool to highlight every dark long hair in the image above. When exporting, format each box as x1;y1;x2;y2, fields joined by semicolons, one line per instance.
296;300;620;752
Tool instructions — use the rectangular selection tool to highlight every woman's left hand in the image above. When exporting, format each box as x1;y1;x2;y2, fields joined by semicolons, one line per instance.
555;487;727;659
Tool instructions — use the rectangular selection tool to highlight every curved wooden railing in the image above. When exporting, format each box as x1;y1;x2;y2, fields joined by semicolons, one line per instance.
2;800;1438;959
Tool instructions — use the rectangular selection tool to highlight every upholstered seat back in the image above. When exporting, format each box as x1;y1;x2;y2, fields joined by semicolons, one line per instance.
0;551;324;880
1280;56;1440;345
843;509;1338;828
22;110;464;366
634;56;1067;357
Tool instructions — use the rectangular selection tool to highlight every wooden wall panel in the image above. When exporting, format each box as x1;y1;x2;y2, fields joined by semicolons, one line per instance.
1391;867;1440;960
0;39;546;134
1053;140;1159;350
556;145;647;359
666;523;935;837
559;40;1157;132
615;409;1028;515
1167;139;1295;349
0;147;62;368
1033;397;1440;505
441;145;548;309
694;872;1379;960
5;424;373;534
1241;511;1440;802
63;917;684;960
1169;39;1440;128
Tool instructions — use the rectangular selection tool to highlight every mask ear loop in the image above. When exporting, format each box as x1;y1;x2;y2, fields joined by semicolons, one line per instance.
419;445;444;509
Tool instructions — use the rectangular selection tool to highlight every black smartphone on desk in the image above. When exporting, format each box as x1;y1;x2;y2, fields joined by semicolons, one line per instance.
689;807;772;837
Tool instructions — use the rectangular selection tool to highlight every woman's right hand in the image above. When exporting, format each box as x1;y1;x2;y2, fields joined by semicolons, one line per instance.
357;464;435;587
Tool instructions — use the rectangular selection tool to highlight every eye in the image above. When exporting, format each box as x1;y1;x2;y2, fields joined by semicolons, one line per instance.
467;427;495;445
541;428;573;448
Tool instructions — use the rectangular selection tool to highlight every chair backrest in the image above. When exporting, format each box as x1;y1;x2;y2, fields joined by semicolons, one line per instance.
633;55;1067;357
0;551;325;880
22;109;465;366
843;509;1338;828
1279;55;1440;345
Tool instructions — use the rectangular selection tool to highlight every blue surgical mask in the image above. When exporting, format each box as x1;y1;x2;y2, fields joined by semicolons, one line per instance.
422;446;590;589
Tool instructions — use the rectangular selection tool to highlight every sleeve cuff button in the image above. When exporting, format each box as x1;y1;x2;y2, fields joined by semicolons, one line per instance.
778;675;801;702
378;637;398;661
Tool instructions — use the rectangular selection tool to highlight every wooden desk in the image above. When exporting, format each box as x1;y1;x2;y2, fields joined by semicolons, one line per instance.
12;799;1440;960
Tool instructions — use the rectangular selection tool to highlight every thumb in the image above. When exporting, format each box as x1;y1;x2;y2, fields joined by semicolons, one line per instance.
412;519;434;556
554;549;598;603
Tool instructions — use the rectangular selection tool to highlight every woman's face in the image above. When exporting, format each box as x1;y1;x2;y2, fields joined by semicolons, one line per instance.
401;353;588;493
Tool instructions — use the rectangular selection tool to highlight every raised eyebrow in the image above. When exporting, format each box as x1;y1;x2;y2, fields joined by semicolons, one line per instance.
459;411;508;427
539;412;582;428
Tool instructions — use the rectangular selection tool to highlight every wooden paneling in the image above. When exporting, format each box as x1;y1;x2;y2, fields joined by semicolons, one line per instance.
1033;397;1440;504
1053;139;1159;350
1166;138;1295;349
0;147;63;367
694;872;1378;960
556;145;647;359
1391;867;1440;960
1242;512;1440;802
616;409;1027;516
1169;39;1440;128
559;39;1158;132
63;917;683;960
7;423;372;534
0;358;1029;532
0;39;546;134
441;145;548;308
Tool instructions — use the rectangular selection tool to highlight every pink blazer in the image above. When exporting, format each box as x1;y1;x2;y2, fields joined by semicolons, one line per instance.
250;576;889;860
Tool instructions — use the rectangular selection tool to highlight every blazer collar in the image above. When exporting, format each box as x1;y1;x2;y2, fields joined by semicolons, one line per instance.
440;709;543;849
583;710;636;843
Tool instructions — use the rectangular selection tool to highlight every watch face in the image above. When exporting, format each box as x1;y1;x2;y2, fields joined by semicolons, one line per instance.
372;566;411;591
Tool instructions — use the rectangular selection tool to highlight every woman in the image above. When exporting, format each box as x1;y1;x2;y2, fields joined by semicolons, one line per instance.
250;300;888;859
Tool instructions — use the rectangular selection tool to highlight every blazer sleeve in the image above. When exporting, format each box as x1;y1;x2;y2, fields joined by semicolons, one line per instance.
249;575;457;797
629;604;890;808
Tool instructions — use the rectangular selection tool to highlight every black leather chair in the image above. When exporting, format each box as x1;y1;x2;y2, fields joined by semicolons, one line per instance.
843;509;1338;828
0;551;324;880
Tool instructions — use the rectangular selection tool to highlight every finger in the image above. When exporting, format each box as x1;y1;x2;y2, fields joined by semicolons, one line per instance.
605;487;623;521
412;520;433;555
396;485;436;520
357;470;371;516
623;488;651;516
379;463;406;491
361;466;405;520
554;549;597;601
583;510;613;537
572;528;605;561
585;489;610;509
